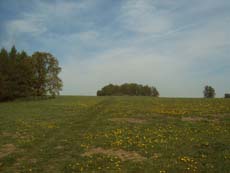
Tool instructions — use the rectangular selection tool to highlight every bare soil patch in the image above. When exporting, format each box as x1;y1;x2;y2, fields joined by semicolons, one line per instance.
109;118;148;124
206;113;229;118
1;132;15;138
181;117;219;122
0;144;16;159
55;145;64;150
82;147;146;162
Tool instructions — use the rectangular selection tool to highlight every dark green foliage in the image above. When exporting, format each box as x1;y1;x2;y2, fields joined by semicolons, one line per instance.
11;51;34;98
0;46;63;101
225;93;230;98
9;45;17;59
97;83;159;97
0;48;12;101
203;85;215;98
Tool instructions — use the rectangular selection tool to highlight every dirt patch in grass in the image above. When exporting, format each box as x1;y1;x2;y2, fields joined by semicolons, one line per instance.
82;147;146;162
207;113;229;119
1;132;16;138
181;117;219;122
55;145;64;150
0;144;16;159
151;114;180;120
1;132;11;137
109;118;148;124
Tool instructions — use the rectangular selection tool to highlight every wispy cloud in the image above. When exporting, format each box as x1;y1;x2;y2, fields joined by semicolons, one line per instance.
119;0;173;34
6;17;46;36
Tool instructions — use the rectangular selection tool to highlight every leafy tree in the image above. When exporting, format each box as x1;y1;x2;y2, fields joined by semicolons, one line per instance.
32;52;48;96
151;87;159;97
32;52;62;97
224;93;230;98
4;46;32;99
14;51;35;97
203;85;215;98
9;45;17;60
0;48;13;100
97;90;103;96
120;83;131;95
46;53;63;97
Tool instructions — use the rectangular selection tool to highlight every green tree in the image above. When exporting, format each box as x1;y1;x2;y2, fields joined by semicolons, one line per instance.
32;52;48;96
0;48;9;101
151;87;159;97
9;45;17;60
97;90;103;96
46;53;63;97
203;85;215;98
1;47;17;100
32;52;62;97
14;51;35;97
224;93;230;98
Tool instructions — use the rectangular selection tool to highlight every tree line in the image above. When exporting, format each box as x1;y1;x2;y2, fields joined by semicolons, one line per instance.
0;46;228;100
97;84;229;98
97;83;159;96
203;85;229;98
0;46;63;101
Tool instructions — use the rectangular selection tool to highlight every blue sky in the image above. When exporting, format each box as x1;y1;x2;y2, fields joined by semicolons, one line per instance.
0;0;229;97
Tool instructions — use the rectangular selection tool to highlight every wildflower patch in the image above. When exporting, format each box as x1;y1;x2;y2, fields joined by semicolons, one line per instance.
82;147;146;162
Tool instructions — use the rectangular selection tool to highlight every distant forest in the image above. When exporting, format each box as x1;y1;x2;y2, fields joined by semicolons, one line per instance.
97;83;159;96
0;46;62;101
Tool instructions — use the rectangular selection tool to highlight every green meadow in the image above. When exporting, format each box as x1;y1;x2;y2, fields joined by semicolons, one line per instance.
0;96;230;172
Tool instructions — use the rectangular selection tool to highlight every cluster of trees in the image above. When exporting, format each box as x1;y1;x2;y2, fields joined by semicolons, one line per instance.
97;83;159;96
203;85;229;98
0;46;63;101
97;84;228;98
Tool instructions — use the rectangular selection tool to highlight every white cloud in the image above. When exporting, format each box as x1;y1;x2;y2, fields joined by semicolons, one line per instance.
119;0;173;34
34;0;96;19
166;17;230;61
4;0;96;38
78;31;99;41
6;18;46;36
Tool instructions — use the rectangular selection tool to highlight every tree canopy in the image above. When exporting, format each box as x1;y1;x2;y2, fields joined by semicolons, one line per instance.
225;93;230;98
203;85;215;98
0;46;62;101
97;83;159;97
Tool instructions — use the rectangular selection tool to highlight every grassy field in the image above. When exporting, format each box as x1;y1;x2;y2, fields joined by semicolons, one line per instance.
0;96;230;173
